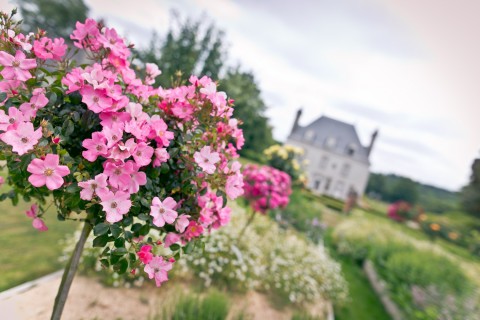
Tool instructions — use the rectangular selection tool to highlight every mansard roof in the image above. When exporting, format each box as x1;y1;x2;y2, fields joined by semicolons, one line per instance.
289;115;370;164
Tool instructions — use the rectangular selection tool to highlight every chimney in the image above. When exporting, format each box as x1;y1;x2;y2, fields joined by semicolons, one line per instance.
290;108;303;135
367;129;378;157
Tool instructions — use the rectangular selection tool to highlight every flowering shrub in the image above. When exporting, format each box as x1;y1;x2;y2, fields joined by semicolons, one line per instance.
242;164;291;214
0;11;244;289
263;144;305;184
178;206;348;304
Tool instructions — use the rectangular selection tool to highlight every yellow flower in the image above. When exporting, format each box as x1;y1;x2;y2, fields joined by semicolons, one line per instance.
430;223;441;231
418;214;427;221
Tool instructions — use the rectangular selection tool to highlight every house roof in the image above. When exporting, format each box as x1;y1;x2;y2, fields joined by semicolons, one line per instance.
289;115;370;163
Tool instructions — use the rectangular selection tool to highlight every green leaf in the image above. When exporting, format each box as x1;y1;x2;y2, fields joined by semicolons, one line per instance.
183;240;195;254
139;224;150;236
114;237;125;248
93;234;110;247
112;248;128;256
66;183;80;193
110;224;122;238
138;213;149;221
93;223;110;236
122;216;133;226
100;259;110;268
140;198;150;208
0;92;6;101
48;92;57;106
113;258;128;274
170;243;181;251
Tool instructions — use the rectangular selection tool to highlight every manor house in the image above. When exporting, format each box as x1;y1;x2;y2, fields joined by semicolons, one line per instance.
286;109;377;200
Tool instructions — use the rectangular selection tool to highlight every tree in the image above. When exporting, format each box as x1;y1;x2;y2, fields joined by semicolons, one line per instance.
220;68;275;158
136;15;275;158
461;158;480;218
388;177;419;204
16;0;89;39
366;172;386;197
136;13;225;88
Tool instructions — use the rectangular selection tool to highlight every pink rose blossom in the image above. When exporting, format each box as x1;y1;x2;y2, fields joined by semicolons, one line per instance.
78;174;109;200
194;146;220;174
32;217;48;231
164;232;181;248
82;132;109;161
27;154;70;190
175;214;190;233
132;142;154;167
152;148;170;167
144;256;173;287
0;107;26;131
0;176;4;187
33;37;67;61
150;197;178;227
1;121;42;155
137;245;153;264
25;203;38;218
99;190;132;223
80;86;113;113
184;221;204;240
0;50;36;81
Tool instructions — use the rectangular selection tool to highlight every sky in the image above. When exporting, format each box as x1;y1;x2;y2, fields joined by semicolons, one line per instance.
2;0;479;191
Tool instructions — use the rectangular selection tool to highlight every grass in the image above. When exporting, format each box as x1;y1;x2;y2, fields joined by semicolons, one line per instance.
323;230;391;320
0;194;78;291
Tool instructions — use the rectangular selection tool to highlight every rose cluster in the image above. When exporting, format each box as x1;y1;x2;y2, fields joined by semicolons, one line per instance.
242;164;291;214
0;12;244;287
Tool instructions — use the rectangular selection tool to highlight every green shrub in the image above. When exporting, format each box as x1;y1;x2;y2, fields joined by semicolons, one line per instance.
291;311;323;320
384;251;470;294
159;289;230;320
275;188;324;243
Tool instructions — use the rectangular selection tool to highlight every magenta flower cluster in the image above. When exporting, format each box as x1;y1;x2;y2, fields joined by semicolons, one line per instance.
242;164;292;214
0;13;244;287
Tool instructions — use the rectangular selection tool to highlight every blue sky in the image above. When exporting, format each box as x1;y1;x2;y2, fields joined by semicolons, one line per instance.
2;0;479;191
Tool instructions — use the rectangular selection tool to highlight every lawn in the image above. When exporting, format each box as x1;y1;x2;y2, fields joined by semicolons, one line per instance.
0;195;77;291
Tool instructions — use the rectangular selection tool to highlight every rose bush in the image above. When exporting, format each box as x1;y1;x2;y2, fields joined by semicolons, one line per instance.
242;164;291;214
0;9;244;307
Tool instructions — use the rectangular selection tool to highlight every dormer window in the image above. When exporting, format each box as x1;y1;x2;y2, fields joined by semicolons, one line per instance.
304;130;316;141
346;144;357;156
324;137;336;149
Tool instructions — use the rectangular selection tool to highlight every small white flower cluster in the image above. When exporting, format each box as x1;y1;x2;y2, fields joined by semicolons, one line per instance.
178;206;348;304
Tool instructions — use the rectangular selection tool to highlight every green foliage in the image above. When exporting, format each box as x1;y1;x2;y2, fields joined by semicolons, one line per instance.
275;188;324;243
220;69;275;156
367;172;458;213
17;0;89;39
291;311;323;320
136;14;225;88
331;216;480;320
179;208;348;304
384;251;470;294
158;289;230;320
461;158;480;218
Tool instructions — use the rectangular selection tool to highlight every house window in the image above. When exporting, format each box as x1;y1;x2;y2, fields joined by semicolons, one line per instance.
304;130;316;141
324;178;332;192
314;180;321;190
346;144;356;156
324;137;336;149
319;156;329;169
341;163;350;178
333;181;344;198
